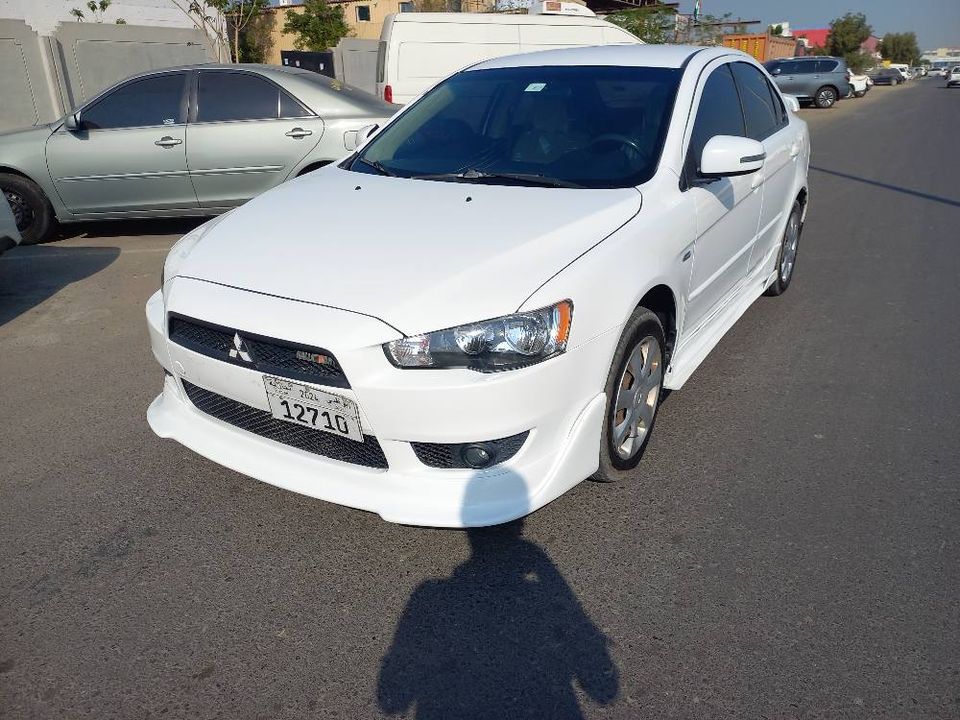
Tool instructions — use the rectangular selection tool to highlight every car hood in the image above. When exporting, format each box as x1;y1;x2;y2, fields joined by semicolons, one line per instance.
177;167;641;336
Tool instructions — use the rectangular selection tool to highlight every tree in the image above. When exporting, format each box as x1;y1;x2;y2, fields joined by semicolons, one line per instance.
606;6;675;44
70;0;127;24
879;32;921;65
283;0;351;52
769;24;783;36
844;50;875;74
200;0;268;63
824;12;873;71
826;12;871;56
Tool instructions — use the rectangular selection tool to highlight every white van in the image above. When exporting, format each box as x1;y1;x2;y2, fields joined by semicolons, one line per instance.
376;10;641;104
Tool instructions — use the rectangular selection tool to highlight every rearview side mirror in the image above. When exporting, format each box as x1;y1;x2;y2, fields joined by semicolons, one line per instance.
344;123;380;151
64;112;81;131
699;135;765;178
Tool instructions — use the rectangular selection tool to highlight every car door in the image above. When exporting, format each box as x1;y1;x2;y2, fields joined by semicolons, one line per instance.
681;62;763;335
730;62;798;279
45;72;197;214
186;70;325;209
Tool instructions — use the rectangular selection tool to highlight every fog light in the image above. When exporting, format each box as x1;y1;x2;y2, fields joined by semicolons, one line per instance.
461;443;496;469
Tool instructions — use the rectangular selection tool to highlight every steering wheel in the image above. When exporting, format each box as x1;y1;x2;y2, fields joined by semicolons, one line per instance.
587;134;647;161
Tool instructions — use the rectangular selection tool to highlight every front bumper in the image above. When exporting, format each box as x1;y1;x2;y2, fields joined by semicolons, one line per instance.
145;281;617;527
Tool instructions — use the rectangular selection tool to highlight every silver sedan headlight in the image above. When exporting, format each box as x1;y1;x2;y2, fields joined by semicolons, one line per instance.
384;300;573;372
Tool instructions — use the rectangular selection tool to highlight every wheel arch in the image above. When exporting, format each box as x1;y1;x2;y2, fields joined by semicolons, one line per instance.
636;284;678;361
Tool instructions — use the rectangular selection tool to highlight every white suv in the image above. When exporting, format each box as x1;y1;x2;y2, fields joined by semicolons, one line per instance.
948;67;960;88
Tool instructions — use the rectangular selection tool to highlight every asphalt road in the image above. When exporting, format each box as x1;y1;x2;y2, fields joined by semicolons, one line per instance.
2;80;959;719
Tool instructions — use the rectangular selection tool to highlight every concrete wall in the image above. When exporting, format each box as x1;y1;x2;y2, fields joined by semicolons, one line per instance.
0;20;218;131
0;19;60;130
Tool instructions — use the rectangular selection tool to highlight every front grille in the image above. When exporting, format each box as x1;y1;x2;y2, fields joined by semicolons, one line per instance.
411;432;529;469
169;314;349;388
181;380;388;469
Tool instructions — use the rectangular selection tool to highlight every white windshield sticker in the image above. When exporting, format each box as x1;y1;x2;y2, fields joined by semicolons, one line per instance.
524;83;547;92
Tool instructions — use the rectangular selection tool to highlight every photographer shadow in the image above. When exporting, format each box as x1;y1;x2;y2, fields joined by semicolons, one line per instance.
377;470;618;719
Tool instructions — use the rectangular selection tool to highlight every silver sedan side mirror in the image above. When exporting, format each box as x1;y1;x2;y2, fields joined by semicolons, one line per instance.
64;112;81;131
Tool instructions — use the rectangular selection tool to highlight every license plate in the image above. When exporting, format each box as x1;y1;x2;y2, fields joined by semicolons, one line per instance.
262;375;363;443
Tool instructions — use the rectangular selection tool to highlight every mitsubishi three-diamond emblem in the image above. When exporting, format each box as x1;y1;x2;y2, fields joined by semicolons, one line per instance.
229;332;253;362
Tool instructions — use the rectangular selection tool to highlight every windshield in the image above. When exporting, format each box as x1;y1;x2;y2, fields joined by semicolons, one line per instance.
351;65;682;189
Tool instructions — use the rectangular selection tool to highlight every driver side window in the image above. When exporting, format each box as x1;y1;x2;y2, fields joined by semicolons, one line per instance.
81;73;186;130
686;64;745;180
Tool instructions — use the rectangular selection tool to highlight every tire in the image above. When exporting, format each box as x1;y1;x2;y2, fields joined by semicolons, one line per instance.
0;173;54;245
854;90;866;98
764;201;802;297
593;307;666;482
814;86;838;108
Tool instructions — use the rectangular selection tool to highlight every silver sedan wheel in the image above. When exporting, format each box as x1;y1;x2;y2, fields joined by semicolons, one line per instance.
612;336;663;460
3;189;32;232
780;211;800;283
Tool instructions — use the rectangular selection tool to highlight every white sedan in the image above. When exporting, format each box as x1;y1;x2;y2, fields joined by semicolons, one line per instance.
146;45;810;527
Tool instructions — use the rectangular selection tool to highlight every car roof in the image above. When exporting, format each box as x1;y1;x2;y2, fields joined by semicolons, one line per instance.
86;63;394;119
469;44;721;71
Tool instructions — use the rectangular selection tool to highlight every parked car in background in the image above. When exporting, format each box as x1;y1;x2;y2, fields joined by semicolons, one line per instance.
947;67;960;87
0;190;21;257
147;44;811;526
764;56;849;108
869;68;904;86
0;64;396;244
846;69;870;98
888;64;912;81
376;8;641;104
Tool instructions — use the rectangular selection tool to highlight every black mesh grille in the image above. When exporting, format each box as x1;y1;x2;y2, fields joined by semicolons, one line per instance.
169;314;349;388
411;432;528;469
181;380;387;469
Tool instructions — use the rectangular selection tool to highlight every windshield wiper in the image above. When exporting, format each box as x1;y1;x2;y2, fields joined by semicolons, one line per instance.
415;168;584;189
354;156;398;177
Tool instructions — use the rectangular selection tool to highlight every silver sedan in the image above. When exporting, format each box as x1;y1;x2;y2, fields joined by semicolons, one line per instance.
0;64;397;244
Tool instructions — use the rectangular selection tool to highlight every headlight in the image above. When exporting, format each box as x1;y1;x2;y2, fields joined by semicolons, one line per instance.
384;300;573;372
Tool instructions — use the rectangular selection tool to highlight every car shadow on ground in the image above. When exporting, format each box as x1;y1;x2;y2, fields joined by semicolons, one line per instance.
48;217;208;243
377;471;619;719
0;245;120;326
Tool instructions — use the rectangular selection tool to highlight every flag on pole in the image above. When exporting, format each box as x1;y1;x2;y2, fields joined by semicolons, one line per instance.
693;0;701;21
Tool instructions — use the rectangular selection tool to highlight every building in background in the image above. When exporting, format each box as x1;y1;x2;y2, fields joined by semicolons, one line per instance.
793;27;881;60
262;0;416;66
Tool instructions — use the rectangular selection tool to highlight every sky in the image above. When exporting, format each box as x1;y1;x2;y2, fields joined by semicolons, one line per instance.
674;0;960;50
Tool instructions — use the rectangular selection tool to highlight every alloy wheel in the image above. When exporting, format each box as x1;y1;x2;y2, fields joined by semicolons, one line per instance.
817;88;837;107
612;336;662;460
780;212;800;283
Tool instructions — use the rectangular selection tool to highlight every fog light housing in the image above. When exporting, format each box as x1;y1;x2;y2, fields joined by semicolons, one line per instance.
461;443;495;469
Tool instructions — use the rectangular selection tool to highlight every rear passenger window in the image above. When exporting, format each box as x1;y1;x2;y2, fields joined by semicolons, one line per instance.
280;91;311;118
731;62;781;140
816;60;839;73
688;64;744;176
198;73;280;122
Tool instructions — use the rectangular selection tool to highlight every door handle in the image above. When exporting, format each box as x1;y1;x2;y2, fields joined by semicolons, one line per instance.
789;141;801;158
285;127;313;139
155;136;182;148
